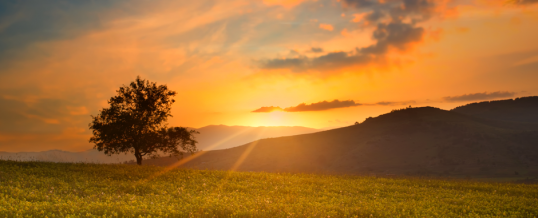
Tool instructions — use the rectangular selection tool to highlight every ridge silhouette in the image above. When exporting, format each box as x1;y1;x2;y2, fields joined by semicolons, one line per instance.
143;97;538;179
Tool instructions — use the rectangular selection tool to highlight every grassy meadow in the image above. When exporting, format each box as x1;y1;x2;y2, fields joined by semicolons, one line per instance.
1;160;537;217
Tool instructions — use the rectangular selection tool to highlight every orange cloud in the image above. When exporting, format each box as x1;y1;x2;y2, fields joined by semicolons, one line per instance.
263;0;306;8
284;100;360;112
513;55;538;66
443;92;516;102
341;28;350;37
319;23;334;31
479;0;538;7
259;0;462;73
67;106;89;115
352;13;367;23
23;114;60;124
252;106;283;112
456;27;469;33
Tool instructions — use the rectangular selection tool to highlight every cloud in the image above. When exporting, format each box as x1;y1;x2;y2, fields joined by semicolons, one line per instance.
374;101;417;106
284;100;361;112
0;0;120;60
319;23;334;31
512;0;538;5
352;13;367;23
253;99;420;113
310;47;324;53
443;92;516;102
261;57;308;70
252;106;283;113
0;96;83;134
259;0;446;72
67;106;89;115
260;51;377;71
513;55;538;67
262;0;306;8
361;22;424;54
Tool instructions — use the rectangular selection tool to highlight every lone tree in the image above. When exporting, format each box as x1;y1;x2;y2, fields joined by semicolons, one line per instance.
89;76;198;165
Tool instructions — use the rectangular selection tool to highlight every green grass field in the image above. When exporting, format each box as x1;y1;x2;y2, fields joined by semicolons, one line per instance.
1;160;537;217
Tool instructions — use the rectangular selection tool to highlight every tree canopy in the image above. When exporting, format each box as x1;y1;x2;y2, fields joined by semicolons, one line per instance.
89;76;198;165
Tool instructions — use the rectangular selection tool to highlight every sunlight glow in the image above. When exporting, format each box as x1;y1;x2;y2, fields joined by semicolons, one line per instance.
140;127;254;182
267;110;286;126
229;127;266;171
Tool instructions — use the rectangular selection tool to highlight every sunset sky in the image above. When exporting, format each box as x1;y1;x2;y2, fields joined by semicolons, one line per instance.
1;0;538;152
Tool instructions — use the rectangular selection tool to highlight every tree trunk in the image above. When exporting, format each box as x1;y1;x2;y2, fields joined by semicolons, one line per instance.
135;148;143;165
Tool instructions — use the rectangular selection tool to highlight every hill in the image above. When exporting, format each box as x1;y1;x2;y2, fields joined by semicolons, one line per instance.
452;96;538;123
193;125;319;150
143;106;538;179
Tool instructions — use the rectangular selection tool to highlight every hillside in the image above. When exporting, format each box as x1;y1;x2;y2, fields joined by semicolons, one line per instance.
143;107;538;178
452;96;538;123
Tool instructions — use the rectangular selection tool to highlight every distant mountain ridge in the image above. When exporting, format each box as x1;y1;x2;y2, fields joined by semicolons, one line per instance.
452;96;538;123
143;97;538;179
192;125;320;151
0;125;320;163
7;96;538;172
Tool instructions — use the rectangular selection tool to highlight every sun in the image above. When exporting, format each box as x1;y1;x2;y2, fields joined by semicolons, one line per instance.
267;110;286;126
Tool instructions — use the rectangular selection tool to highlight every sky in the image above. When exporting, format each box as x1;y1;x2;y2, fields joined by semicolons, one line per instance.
1;0;538;152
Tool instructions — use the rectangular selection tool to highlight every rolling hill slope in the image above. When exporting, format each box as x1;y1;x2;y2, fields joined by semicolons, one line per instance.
452;96;538;123
143;106;538;178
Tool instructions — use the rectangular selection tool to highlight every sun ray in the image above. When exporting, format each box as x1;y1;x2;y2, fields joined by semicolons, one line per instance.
229;127;266;172
194;127;268;209
229;140;260;172
140;127;254;182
